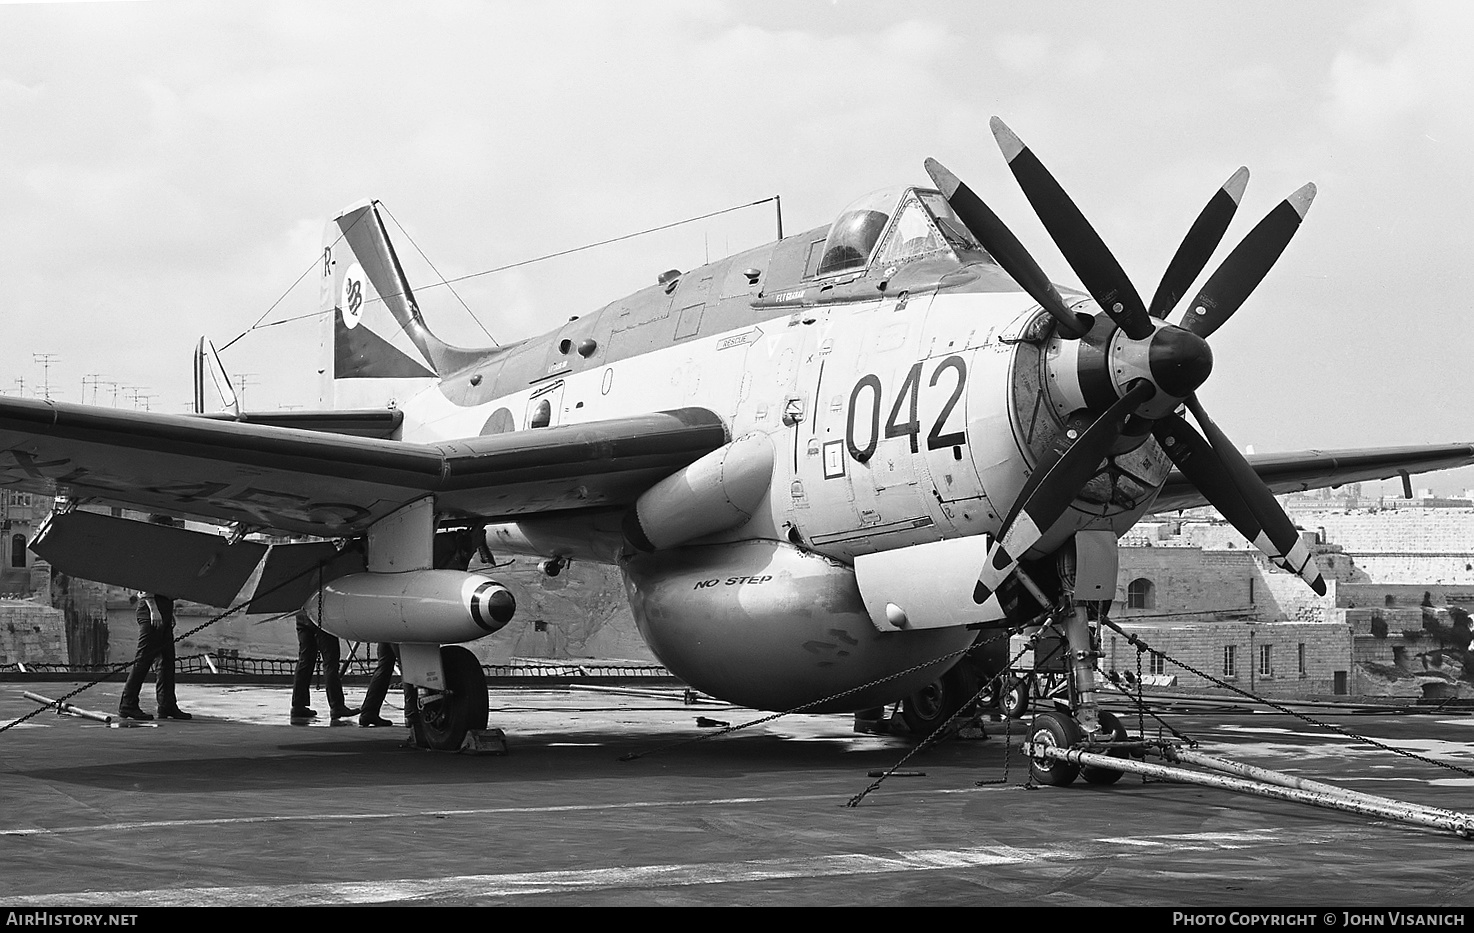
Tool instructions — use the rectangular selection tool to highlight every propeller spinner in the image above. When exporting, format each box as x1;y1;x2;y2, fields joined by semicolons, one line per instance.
931;118;1325;607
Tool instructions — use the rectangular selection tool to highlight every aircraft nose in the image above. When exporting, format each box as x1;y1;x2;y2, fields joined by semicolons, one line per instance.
1148;325;1214;398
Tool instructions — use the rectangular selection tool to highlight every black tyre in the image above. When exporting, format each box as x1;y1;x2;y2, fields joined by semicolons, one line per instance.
900;663;979;736
1081;711;1128;786
1028;710;1083;786
1000;675;1029;719
407;645;489;751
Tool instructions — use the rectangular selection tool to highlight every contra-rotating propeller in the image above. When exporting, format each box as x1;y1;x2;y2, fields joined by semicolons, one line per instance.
927;117;1325;612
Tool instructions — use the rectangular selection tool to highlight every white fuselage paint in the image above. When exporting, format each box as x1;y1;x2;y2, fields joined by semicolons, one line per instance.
337;290;1071;567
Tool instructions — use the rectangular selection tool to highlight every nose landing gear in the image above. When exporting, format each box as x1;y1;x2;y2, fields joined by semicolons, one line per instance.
1025;710;1083;786
1017;605;1133;787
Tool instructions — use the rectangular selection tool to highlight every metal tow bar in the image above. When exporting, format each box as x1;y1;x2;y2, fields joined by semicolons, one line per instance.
1022;740;1474;839
22;691;116;725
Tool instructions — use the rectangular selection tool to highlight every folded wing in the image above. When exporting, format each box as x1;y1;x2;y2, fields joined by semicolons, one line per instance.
0;396;728;536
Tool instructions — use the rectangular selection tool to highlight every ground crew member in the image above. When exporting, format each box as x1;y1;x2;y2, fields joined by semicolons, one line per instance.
291;610;359;721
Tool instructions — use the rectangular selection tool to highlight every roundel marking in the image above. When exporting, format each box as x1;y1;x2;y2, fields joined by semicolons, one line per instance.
341;262;366;329
480;407;515;435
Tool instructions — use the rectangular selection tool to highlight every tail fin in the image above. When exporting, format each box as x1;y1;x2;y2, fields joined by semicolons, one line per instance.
320;200;472;386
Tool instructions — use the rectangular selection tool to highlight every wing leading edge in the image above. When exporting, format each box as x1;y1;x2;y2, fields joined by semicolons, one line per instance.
0;396;728;536
1152;443;1474;514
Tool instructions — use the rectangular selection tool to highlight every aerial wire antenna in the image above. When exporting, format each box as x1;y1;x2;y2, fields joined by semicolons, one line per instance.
423;194;781;291
378;202;499;346
228;195;781;345
219;208;376;352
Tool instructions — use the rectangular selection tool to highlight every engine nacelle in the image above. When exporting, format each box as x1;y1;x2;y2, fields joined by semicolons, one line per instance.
623;432;774;551
999;308;1173;557
622;540;975;712
305;570;515;643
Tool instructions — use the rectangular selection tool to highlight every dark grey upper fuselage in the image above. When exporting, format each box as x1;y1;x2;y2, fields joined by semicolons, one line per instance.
430;212;1018;413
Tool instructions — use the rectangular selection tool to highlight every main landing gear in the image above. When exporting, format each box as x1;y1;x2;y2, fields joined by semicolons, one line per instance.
405;645;489;751
899;655;986;735
855;632;1008;738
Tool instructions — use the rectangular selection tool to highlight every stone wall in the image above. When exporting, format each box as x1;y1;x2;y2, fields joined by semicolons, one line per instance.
1100;619;1352;698
1302;509;1474;556
471;561;652;663
1338;555;1474;586
1114;547;1259;618
1338;582;1474;611
1113;544;1334;624
0;599;69;666
1345;605;1472;698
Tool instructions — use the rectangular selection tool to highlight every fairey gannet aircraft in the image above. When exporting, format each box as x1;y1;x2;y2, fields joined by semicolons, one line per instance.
9;119;1472;781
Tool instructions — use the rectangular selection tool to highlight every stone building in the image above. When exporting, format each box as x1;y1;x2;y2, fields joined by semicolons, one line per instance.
1101;617;1352;697
0;492;75;668
1099;506;1474;700
1;490;45;597
1095;523;1351;698
1298;508;1474;699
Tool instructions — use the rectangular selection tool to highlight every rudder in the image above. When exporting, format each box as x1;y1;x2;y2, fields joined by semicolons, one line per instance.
320;201;447;386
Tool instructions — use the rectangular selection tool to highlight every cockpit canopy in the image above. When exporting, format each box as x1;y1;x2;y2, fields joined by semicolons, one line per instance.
814;185;990;278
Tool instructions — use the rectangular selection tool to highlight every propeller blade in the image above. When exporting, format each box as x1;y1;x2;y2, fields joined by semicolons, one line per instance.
974;381;1156;607
1153;410;1264;546
990;117;1153;341
1149;167;1249;318
924;158;1088;339
1184;395;1326;595
1180;183;1316;338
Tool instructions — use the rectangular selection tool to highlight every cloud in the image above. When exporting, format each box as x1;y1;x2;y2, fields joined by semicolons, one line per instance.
992;32;1052;75
1323;2;1474;142
0;0;1471;494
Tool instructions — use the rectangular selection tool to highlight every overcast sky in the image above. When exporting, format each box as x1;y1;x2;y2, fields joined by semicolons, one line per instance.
4;0;1473;494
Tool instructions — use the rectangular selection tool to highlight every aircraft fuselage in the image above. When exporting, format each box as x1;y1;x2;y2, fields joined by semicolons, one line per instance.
316;191;1170;709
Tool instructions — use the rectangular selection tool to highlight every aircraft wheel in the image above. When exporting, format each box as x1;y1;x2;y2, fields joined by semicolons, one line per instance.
899;664;977;736
1000;675;1029;720
1081;711;1128;786
1027;710;1082;786
407;645;489;751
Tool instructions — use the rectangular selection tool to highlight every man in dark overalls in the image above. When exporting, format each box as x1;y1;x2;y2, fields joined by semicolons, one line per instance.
119;515;191;721
119;591;191;721
291;610;358;721
357;641;398;728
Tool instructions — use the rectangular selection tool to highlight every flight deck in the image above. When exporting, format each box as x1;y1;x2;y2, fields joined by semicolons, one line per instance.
1;681;1472;908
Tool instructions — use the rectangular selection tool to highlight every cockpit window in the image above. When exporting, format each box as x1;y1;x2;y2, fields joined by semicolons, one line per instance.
918;191;990;257
816;187;996;279
815;187;904;277
875;196;946;268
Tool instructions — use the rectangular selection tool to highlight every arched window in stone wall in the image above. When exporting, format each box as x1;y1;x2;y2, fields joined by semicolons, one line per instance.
1127;577;1155;610
9;534;25;569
